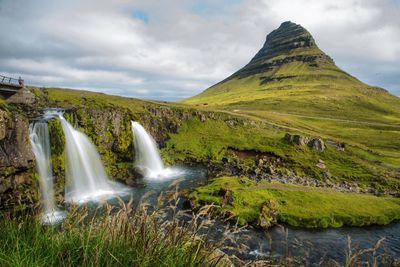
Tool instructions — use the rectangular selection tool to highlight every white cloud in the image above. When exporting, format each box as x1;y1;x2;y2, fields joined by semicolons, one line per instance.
0;0;399;100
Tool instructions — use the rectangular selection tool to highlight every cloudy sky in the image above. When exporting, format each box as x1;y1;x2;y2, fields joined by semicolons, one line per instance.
0;0;399;100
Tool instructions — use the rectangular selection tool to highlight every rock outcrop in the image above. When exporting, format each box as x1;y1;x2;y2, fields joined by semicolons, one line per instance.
6;88;36;105
0;109;36;209
284;133;325;152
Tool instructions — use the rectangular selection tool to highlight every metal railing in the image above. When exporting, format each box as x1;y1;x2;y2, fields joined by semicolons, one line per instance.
0;75;24;87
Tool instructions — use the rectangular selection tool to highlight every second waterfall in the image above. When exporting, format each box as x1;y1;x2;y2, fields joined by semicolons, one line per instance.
131;121;181;179
58;114;127;203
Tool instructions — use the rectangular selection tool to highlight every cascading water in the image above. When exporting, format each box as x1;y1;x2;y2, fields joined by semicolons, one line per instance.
58;114;126;203
29;120;65;224
131;121;181;179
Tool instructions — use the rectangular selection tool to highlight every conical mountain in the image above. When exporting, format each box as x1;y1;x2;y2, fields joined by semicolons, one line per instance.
183;21;400;122
226;21;338;80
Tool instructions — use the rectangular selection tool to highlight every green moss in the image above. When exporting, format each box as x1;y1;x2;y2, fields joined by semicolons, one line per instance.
189;176;400;228
163;117;399;189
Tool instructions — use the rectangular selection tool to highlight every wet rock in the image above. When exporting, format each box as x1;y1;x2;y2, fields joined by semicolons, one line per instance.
257;199;279;229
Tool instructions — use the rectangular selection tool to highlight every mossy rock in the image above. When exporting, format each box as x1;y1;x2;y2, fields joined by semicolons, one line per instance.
257;199;279;228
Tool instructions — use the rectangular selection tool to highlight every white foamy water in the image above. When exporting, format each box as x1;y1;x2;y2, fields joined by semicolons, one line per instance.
131;121;183;179
58;114;128;203
29;121;65;224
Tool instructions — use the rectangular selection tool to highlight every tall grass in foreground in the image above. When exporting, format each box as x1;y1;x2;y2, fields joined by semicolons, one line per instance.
0;198;220;267
0;185;398;267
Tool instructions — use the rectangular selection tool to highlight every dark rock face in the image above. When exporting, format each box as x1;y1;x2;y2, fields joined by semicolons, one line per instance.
0;109;36;210
0;110;34;170
253;21;317;60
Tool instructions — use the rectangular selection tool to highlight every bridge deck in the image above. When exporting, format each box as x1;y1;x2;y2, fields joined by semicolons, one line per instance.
0;75;24;98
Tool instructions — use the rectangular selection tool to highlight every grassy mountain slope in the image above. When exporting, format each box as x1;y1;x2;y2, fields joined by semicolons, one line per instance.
180;21;400;175
183;21;400;123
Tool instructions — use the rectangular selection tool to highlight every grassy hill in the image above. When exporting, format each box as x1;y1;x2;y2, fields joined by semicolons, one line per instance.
182;21;400;124
27;86;399;192
181;21;400;176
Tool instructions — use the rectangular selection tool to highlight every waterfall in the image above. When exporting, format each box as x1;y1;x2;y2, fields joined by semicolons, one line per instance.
29;121;65;224
58;115;123;203
131;121;181;179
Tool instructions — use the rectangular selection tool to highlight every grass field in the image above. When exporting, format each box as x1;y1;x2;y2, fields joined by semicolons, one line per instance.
163;117;400;189
29;87;400;190
189;176;400;228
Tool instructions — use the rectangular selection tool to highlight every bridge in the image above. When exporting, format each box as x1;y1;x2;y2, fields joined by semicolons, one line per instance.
0;75;24;98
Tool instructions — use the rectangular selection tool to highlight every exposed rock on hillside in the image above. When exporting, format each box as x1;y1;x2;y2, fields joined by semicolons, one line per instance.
284;133;325;152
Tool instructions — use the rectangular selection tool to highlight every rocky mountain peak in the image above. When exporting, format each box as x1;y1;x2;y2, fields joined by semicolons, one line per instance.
223;21;333;80
252;21;317;62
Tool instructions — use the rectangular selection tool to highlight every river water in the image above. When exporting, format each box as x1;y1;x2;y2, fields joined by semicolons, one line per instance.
114;166;400;265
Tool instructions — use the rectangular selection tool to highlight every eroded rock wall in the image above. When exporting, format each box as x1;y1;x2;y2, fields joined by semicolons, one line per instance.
0;109;36;209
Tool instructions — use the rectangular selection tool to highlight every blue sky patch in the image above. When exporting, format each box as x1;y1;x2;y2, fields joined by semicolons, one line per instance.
132;9;149;23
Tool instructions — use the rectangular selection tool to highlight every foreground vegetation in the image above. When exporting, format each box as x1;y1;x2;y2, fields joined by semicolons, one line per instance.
189;176;400;228
0;201;216;267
